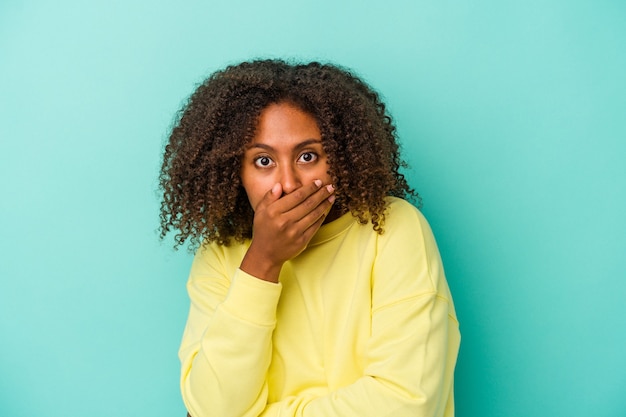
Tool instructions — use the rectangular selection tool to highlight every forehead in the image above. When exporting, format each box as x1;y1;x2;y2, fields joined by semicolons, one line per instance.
250;102;321;144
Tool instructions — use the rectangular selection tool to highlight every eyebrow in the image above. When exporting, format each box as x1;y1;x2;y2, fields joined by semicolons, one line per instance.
245;139;323;152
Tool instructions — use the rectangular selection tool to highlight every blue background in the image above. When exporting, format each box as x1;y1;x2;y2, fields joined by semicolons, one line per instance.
1;1;625;416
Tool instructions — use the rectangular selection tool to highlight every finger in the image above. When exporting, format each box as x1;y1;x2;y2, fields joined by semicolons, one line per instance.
296;192;335;230
286;183;335;222
299;202;333;243
272;179;324;213
255;183;282;211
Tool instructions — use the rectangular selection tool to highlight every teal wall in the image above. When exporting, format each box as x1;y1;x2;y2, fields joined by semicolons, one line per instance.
1;1;624;416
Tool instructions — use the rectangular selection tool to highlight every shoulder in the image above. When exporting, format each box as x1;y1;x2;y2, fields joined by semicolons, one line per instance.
372;197;446;297
381;197;433;242
190;239;250;282
384;196;422;218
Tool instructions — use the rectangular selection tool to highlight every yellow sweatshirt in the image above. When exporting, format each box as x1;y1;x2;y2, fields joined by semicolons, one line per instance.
179;197;460;417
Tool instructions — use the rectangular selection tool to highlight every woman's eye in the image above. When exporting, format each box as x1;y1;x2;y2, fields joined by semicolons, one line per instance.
298;152;318;163
254;156;274;168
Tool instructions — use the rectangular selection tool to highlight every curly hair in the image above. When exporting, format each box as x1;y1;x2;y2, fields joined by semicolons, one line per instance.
159;59;419;249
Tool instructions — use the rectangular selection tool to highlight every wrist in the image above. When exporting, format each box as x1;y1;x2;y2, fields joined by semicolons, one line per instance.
240;244;283;283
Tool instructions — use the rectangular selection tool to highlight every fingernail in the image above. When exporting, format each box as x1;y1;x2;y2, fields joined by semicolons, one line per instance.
328;195;336;203
272;183;281;194
314;179;322;187
326;184;334;193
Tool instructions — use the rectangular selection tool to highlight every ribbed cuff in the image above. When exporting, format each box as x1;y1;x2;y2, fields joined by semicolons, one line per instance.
220;268;283;326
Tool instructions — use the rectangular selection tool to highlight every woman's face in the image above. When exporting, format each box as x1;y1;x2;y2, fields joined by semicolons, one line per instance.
241;102;333;211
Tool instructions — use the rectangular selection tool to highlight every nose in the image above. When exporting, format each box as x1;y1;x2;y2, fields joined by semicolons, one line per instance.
279;164;301;195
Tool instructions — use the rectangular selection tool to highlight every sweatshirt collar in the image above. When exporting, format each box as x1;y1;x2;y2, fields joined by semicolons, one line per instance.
308;210;355;246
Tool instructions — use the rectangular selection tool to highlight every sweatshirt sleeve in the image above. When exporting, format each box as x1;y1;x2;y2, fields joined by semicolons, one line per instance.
259;201;460;417
179;244;282;417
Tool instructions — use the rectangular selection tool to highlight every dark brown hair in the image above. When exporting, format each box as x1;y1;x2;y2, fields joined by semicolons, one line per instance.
159;59;418;249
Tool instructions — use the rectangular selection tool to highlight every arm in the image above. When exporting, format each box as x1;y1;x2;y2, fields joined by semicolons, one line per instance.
179;252;282;417
259;202;460;417
180;181;335;417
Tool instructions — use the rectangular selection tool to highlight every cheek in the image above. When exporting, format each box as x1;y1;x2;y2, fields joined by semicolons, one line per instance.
241;177;272;211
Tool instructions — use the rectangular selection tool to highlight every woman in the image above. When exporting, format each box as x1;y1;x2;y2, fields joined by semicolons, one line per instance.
159;59;460;417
